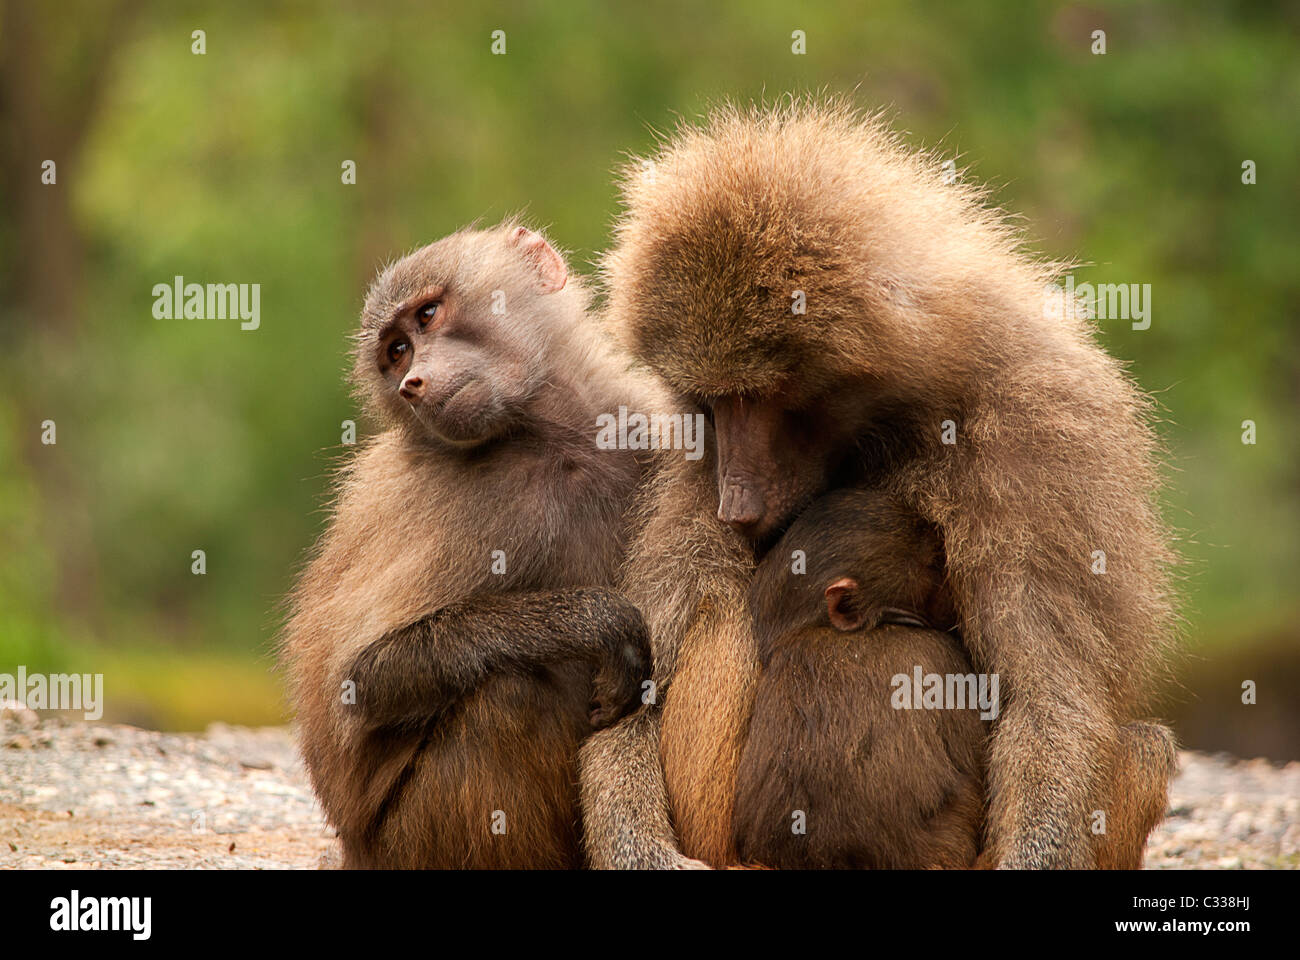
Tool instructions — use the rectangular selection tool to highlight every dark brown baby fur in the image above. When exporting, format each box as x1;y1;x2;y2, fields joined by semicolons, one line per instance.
733;489;987;869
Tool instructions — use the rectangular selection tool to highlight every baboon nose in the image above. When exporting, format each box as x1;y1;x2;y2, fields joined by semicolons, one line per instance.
718;480;764;530
399;375;424;400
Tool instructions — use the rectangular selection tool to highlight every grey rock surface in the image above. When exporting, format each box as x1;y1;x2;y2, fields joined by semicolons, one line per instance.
1;707;1296;869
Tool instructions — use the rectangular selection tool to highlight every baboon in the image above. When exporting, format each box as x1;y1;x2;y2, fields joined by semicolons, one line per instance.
581;99;1177;869
734;488;987;869
282;222;664;869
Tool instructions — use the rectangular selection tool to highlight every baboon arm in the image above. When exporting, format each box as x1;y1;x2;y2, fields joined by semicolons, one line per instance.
347;587;646;728
973;609;1110;869
988;706;1174;869
578;707;707;869
986;696;1100;869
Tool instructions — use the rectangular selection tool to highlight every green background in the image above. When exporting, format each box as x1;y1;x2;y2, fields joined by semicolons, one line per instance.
1;1;1296;757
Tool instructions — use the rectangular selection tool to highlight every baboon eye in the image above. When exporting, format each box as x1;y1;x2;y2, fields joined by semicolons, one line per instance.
416;302;439;327
387;339;410;364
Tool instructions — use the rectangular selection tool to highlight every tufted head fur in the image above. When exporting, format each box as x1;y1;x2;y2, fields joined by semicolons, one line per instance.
603;96;1066;406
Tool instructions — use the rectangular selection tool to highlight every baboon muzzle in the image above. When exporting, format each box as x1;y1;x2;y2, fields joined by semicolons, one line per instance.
712;394;783;535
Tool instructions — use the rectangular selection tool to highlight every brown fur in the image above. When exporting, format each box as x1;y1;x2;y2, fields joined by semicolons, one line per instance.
583;442;759;867
1093;722;1179;869
282;222;667;868
734;489;986;869
582;98;1178;868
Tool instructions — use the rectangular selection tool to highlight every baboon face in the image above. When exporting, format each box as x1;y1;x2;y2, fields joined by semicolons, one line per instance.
604;115;902;546
369;279;527;447
709;384;883;545
608;200;883;544
355;226;570;447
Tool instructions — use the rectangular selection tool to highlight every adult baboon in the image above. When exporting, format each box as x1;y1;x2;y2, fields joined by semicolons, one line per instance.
581;99;1177;869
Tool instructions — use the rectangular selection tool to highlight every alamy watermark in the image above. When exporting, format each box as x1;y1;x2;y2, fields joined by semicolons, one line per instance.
1;667;103;720
50;890;150;940
1045;275;1152;330
595;406;706;460
152;275;260;330
891;666;1000;721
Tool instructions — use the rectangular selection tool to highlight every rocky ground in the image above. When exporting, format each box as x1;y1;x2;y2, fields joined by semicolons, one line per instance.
1;705;1296;869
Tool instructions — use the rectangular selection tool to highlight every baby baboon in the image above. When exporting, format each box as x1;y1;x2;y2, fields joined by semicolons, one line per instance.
583;98;1177;869
282;222;664;869
733;488;987;869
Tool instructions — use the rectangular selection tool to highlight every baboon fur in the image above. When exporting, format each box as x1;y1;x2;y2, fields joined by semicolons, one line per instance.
734;488;987;869
581;99;1178;869
283;223;665;868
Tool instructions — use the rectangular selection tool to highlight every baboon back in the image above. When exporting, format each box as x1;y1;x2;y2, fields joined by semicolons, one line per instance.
733;625;986;869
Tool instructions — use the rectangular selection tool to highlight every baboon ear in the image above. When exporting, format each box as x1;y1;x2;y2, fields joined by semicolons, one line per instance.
825;577;868;632
509;226;567;293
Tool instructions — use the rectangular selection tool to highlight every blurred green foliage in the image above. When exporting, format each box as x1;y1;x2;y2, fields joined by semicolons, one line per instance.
1;1;1297;736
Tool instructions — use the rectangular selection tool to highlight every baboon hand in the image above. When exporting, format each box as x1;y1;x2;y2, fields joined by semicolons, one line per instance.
588;595;652;729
